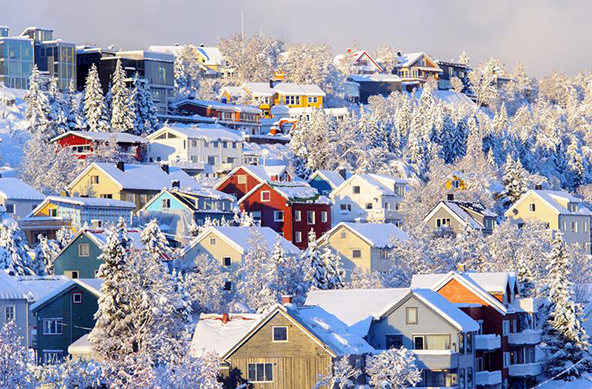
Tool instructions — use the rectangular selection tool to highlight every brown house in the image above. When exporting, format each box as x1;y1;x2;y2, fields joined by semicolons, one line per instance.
190;302;373;389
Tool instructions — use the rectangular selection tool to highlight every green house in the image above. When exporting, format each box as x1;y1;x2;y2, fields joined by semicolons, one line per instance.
30;278;102;364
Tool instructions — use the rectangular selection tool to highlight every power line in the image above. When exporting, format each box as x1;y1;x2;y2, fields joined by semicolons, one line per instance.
528;358;588;388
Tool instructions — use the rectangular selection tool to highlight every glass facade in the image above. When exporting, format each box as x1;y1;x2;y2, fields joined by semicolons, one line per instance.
35;42;76;90
0;38;34;88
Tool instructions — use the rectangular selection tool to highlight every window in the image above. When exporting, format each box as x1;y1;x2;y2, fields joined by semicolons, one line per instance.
307;211;315;225
512;320;517;333
436;218;451;228
261;191;271;202
395;185;405;196
413;336;424;350
43;319;63;335
207;156;217;165
352;249;362;258
64;270;79;279
476;357;484;372
294;210;301;222
237;175;247;184
223;257;231;267
295;231;302;243
5;204;14;214
562;221;567;231
584;222;589;233
209;237;217;246
272;326;288;342
247;363;273;382
365;203;373;210
340;203;351;212
503;352;511;368
321;211;328;223
162;198;171;209
459;332;465;354
406;307;418;324
4;306;15;322
452;179;460;189
274;211;284;222
571;221;578;233
340;231;347;239
467;367;473;387
386;334;403;349
529;203;536;212
413;335;450;350
459;368;466;389
477;320;484;335
43;351;63;364
49;209;58;217
503;320;510;336
466;332;473;353
353;186;360;194
78;243;90;257
72;293;82;304
90;175;99;184
224;281;232;291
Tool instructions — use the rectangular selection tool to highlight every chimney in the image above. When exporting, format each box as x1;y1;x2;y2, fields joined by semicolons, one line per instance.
222;313;229;324
535;184;542;190
397;51;402;57
457;263;466;273
171;180;180;189
447;193;454;201
347;48;352;54
282;295;293;305
338;168;347;180
200;43;205;47
161;164;169;174
269;78;274;89
116;161;125;171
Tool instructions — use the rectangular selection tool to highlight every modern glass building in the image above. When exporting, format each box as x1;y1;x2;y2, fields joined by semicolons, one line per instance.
0;37;34;89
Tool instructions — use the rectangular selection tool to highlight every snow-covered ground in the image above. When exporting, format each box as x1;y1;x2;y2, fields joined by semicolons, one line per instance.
537;375;592;389
0;87;31;169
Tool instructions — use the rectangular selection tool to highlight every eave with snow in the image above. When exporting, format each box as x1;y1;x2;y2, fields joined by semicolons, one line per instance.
50;131;146;160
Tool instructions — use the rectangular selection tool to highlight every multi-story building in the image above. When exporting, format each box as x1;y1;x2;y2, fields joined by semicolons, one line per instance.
75;46;115;91
0;26;8;37
146;125;244;177
0;177;45;219
0;35;34;89
437;60;471;92
393;52;442;90
214;164;292;200
412;271;541;389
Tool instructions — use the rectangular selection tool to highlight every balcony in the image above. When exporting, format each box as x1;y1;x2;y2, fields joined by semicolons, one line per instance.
508;362;543;377
476;370;502;386
475;334;501;350
508;330;542;345
412;350;458;370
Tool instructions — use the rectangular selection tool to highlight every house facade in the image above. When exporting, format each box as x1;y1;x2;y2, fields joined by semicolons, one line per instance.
214;165;292;200
0;178;45;219
317;222;407;275
50;131;146;161
504;189;592;252
146;125;244;177
330;173;407;226
394;52;442;88
170;99;261;134
307;170;347;197
347;74;403;104
423;199;497;236
30;279;102;364
238;181;331;249
412;271;541;389
334;49;383;74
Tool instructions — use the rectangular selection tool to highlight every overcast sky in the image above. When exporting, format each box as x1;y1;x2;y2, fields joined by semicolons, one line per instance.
3;0;591;77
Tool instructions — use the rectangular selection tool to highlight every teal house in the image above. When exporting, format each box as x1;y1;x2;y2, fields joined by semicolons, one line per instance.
53;229;144;279
307;170;347;196
30;278;102;364
141;188;235;245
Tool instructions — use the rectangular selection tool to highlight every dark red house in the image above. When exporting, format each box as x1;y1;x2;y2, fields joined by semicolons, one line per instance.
50;131;146;160
214;165;292;200
412;271;542;389
237;181;331;249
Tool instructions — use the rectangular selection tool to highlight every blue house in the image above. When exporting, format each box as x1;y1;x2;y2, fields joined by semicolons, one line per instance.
141;188;235;245
307;170;348;197
30;278;102;364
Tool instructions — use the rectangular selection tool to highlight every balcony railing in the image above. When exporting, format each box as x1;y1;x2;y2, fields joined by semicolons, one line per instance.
475;334;501;350
411;350;459;370
508;329;542;345
475;370;502;386
508;362;543;377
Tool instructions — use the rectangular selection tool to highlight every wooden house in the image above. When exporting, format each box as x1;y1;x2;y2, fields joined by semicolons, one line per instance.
423;197;497;236
214;165;292;200
393;52;442;89
50;131;146;161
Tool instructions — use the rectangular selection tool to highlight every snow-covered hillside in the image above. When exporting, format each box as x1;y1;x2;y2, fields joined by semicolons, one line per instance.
0;87;31;168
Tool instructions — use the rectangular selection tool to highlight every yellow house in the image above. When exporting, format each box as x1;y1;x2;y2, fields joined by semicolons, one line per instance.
272;83;325;109
505;189;592;252
445;173;468;191
393;52;442;84
317;222;407;275
66;162;201;211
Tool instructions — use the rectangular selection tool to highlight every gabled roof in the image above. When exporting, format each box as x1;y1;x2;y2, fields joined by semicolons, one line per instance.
182;226;300;257
273;83;325;97
243;82;276;97
14;275;71;302
196;46;224;66
395;52;442;72
318;222;407;248
213;165;291;191
410;289;479;332
0;178;44;201
505;189;592;217
30;278;103;312
411;271;510;315
67;162;201;192
50;131;147;144
28;196;135;218
141;188;234;213
331;173;408;197
267;181;330;204
190;313;263;357
307;170;346;190
172;98;261;115
333;50;383;73
147;125;243;142
423;201;495;230
0;271;31;300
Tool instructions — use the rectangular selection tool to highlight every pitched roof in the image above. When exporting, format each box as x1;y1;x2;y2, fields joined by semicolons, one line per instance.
30;278;103;312
172;98;261;115
0;178;44;201
319;222;407;248
273;83;325;97
411;289;479;332
423;201;495;230
0;271;31;300
332;173;408;197
182;226;300;257
50;131;147;144
28;196;135;218
396;52;441;71
190;313;263;357
243;82;276;97
267;181;330;204
196;47;224;66
83;229;145;250
13;275;71;302
68;163;201;192
147;125;243;142
505;189;592;217
307;170;346;190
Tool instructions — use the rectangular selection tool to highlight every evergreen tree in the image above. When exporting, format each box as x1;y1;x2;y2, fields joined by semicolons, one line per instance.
319;248;346;290
0;321;34;387
33;234;61;275
131;76;159;135
183;254;226;314
365;347;422;388
24;64;50;136
83;64;109;132
0;222;35;276
303;229;327;289
46;77;67;137
542;234;592;380
64;78;79;132
267;238;308;305
110;59;135;133
140;219;171;260
348;268;384;289
500;155;527;207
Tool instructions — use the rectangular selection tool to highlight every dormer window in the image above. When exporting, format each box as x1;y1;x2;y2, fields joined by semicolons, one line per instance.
568;203;577;212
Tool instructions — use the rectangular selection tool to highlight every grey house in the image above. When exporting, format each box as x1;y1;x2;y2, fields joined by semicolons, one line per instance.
306;287;479;388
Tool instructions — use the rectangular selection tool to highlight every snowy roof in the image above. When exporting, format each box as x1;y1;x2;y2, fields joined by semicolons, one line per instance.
68;334;93;355
30;196;135;217
215;165;291;191
333;173;407;197
184;226;300;256
395;52;441;71
506;190;592;217
0;271;30;300
221;86;245;98
196;47;224;66
13;275;71;303
268;181;330;204
30;278;102;312
73;278;104;296
50;131;147;144
148;126;243;142
424;201;495;230
243;82;276;97
69;162;201;192
273;83;326;97
320;222;407;248
84;229;145;250
348;74;402;83
308;170;346;190
306;288;411;336
190;313;263;357
148;45;182;55
0;178;44;201
412;288;479;332
173;98;261;115
464;272;515;294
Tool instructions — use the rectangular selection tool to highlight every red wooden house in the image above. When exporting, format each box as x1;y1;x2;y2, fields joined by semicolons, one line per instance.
237;181;331;249
50;131;146;160
412;271;541;389
214;165;292;200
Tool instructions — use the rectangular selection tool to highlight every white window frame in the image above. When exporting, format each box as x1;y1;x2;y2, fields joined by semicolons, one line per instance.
43;350;63;364
72;292;82;304
209;237;217;246
274;211;284;222
436;218;451;228
272;326;289;342
502;320;510;336
247;362;274;383
529;203;536;212
237;174;247;184
43;319;63;335
223;257;232;267
78;243;90;257
261;191;271;202
406;307;418;324
340;231;347;239
295;231;302;243
307;211;315;225
571;221;578;233
294;210;301;222
352;249;362;258
4;305;15;322
503;352;511;368
321;211;328;223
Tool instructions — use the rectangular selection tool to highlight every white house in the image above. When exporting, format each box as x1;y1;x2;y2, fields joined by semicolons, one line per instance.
329;173;408;226
146;125;244;177
0;178;45;218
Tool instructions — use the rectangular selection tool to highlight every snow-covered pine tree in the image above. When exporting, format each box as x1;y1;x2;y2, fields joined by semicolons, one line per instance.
500;154;527;207
365;347;422;388
303;229;326;289
315;356;361;389
348;267;384;289
46;77;67;137
83;64;109;132
0;321;34;387
140;219;171;260
0;222;35;276
320;248;346;290
183;254;226;314
132;76;159;135
64;78;79;132
268;237;308;305
173;44;203;97
24;64;50;136
110;59;135;133
542;234;592;380
33;234;62;275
